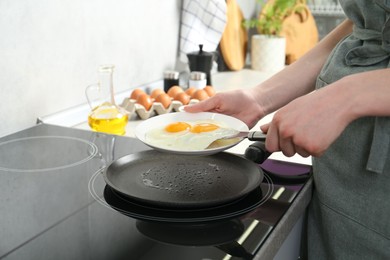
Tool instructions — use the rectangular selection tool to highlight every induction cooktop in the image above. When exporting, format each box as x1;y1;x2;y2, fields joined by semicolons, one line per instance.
0;123;311;260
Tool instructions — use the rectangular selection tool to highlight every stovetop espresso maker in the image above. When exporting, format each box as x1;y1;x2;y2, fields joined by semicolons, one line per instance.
187;44;216;86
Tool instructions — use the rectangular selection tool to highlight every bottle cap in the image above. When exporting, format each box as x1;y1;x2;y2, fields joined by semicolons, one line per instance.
164;70;180;80
190;71;206;81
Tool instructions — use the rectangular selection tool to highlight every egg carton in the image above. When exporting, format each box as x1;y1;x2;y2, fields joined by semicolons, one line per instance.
121;97;200;120
171;99;199;112
121;98;136;112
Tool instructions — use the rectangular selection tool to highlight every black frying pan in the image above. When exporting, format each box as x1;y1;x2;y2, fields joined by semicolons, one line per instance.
103;150;263;209
103;184;264;223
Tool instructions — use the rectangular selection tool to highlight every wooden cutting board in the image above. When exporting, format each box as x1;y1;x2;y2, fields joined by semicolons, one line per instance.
280;3;319;64
220;0;248;71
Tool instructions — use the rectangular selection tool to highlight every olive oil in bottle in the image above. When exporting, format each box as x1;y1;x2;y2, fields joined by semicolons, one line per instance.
86;65;128;135
88;103;128;135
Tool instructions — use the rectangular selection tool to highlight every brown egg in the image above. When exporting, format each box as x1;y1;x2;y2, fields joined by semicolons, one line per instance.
185;87;196;97
204;86;216;97
130;88;146;100
192;89;209;101
174;92;190;105
150;88;165;99
167;86;184;98
136;93;153;111
154;93;171;108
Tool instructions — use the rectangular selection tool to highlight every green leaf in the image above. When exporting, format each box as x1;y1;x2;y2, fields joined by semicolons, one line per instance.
242;0;301;36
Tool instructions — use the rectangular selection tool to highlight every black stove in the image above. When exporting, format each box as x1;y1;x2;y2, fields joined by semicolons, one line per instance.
0;124;311;260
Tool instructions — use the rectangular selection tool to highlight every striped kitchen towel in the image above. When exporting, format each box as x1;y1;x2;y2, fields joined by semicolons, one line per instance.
179;0;227;63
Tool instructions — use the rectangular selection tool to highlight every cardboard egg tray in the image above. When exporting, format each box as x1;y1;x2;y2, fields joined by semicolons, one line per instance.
120;98;200;120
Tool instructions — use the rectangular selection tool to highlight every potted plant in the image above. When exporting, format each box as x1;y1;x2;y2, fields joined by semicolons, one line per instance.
244;0;303;36
243;0;305;72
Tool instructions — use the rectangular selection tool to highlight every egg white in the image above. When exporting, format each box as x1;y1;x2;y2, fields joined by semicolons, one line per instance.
145;119;238;151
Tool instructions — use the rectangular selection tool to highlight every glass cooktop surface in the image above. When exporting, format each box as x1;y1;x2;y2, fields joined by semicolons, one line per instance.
0;124;310;260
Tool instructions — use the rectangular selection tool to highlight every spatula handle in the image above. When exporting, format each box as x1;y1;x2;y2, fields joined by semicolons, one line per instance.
247;131;267;141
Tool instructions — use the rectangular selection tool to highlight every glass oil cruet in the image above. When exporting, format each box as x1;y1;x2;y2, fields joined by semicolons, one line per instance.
86;64;128;135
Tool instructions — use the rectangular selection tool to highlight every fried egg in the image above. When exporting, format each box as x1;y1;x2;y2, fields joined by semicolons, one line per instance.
145;119;239;151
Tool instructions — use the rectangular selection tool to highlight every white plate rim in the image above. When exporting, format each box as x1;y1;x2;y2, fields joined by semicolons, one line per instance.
135;112;249;155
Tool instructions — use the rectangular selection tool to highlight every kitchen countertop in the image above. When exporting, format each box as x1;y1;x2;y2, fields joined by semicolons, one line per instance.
71;69;314;259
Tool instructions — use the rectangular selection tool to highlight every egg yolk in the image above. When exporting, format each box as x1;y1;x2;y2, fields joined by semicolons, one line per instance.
165;122;191;133
190;123;219;133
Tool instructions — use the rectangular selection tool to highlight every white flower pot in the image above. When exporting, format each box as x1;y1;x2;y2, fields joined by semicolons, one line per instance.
251;35;286;72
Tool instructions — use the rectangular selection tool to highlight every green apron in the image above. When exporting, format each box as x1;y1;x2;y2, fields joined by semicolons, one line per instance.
307;0;390;259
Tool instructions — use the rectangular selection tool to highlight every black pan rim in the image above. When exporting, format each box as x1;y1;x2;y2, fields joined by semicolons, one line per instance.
103;184;265;223
103;150;264;209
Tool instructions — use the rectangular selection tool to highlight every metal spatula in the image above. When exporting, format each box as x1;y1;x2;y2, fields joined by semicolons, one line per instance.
221;130;267;141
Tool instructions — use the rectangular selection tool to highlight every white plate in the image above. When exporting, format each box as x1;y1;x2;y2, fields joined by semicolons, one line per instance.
135;112;249;155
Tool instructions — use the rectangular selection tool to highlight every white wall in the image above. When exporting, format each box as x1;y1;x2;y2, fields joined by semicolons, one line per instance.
0;0;181;137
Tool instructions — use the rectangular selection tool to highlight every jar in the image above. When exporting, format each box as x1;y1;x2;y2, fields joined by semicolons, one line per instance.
163;70;180;92
189;71;207;90
85;65;128;135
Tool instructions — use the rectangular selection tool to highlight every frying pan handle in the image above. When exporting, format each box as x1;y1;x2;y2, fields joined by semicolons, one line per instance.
244;141;312;185
244;141;271;164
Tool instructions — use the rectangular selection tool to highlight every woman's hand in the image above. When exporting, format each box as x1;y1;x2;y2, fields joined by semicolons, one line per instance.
184;88;265;128
260;84;353;158
261;67;390;158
